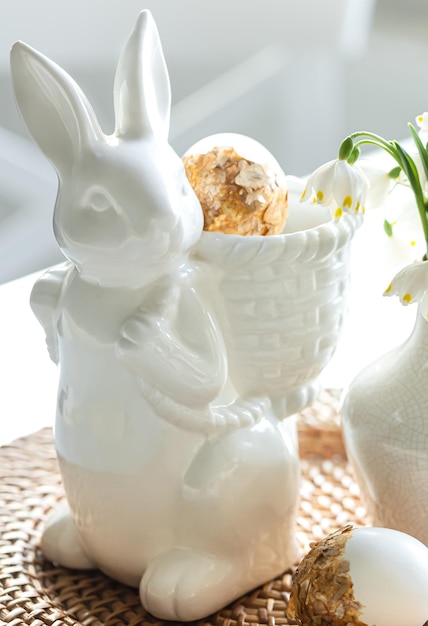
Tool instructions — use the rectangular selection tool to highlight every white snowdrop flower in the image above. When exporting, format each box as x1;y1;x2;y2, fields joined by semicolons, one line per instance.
384;192;426;261
301;159;367;219
384;260;428;316
416;111;428;139
356;159;393;210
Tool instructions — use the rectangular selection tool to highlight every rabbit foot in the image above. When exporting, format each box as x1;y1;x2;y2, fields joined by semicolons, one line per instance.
41;504;96;570
139;548;239;621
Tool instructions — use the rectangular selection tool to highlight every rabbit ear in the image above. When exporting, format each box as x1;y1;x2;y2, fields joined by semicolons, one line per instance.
10;41;103;175
113;10;171;140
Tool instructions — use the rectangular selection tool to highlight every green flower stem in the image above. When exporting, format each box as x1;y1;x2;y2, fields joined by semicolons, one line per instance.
408;123;428;184
351;131;398;159
343;131;428;257
395;142;428;252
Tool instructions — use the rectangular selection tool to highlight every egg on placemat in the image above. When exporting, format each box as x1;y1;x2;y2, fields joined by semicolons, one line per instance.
287;525;428;626
183;133;288;236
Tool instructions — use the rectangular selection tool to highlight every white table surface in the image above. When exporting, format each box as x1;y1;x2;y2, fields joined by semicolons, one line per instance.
0;141;420;445
0;269;58;445
0;238;417;447
2;142;421;445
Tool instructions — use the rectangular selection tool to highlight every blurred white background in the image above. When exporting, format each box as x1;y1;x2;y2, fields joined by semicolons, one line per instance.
1;0;428;283
0;0;427;443
0;0;377;282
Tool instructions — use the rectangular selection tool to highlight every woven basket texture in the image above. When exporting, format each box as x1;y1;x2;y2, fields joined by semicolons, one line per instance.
217;251;350;395
0;390;418;626
197;231;355;398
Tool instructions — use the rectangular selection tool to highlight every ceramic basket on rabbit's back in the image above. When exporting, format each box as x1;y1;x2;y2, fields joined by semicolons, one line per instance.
9;9;362;622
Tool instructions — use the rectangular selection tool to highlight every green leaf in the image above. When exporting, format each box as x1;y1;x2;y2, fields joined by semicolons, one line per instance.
383;219;394;237
393;141;420;192
408;123;428;182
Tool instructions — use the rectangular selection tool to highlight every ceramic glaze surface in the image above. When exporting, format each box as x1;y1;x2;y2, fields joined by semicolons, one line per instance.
11;9;360;622
195;213;361;416
342;307;428;546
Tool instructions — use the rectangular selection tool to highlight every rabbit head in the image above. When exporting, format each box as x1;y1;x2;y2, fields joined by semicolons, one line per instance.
10;11;203;287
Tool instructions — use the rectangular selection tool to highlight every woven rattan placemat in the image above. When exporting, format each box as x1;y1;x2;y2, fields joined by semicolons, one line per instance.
0;390;370;626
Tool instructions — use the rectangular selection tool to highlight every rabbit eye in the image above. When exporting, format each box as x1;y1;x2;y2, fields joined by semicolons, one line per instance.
90;191;111;212
82;188;119;214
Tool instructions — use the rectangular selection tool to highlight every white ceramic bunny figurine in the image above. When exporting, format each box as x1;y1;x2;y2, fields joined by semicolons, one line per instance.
11;10;301;621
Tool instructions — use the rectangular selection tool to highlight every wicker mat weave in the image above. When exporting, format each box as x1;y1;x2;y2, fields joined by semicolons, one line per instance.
0;390;369;626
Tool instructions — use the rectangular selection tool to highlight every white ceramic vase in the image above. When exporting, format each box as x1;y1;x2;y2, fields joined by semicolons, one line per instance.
341;305;428;546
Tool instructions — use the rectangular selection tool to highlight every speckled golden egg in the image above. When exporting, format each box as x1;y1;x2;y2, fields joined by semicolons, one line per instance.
287;525;428;626
182;133;288;236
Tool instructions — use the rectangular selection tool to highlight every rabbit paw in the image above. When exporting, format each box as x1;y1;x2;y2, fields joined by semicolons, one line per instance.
118;276;179;352
118;308;160;351
139;548;238;621
41;504;96;570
